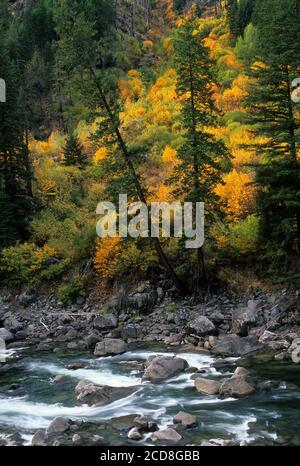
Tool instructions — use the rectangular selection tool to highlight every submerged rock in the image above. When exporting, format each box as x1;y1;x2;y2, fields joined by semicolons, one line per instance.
143;355;188;382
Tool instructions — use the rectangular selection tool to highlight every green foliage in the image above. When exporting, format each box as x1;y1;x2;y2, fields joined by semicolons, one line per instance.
0;243;57;285
245;0;300;268
57;275;88;306
0;47;33;248
164;303;177;313
235;23;258;65
213;215;259;258
63;133;89;169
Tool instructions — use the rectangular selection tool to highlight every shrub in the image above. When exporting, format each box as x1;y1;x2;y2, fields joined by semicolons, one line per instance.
0;243;57;285
57;275;88;306
164;303;177;313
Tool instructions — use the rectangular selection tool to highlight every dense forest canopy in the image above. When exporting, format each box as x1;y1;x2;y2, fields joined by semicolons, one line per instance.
0;0;300;299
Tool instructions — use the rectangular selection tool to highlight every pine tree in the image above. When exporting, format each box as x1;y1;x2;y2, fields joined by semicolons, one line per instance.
54;0;188;294
226;0;239;42
172;18;226;283
246;0;300;272
0;47;33;248
63;133;89;169
237;0;256;36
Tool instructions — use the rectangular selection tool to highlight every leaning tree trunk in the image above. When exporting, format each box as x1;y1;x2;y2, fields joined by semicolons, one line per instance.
89;67;188;295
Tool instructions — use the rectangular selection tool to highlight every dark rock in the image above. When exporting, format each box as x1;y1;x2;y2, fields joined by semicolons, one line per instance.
232;300;258;336
93;314;117;331
121;324;144;340
211;335;264;357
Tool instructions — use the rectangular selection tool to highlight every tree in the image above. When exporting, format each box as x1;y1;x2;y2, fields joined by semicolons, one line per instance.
53;0;187;294
246;0;300;271
0;48;33;248
172;18;226;284
226;0;239;42
237;0;256;36
63;132;89;168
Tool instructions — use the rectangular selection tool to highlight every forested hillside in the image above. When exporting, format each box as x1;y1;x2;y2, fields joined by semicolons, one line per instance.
1;0;300;301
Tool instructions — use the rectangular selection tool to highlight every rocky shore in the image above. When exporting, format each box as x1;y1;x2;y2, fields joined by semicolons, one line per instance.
1;282;300;361
1;282;300;446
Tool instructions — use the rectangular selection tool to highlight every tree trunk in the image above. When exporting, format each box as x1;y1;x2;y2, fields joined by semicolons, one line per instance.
89;67;188;295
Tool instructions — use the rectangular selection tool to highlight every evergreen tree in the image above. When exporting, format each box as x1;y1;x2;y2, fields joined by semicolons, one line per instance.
53;0;187;294
0;48;33;248
246;0;300;272
172;18;226;283
226;0;239;42
237;0;256;36
63;133;89;169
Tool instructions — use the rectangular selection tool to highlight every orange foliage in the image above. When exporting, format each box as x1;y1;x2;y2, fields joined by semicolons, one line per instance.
94;237;121;280
215;169;256;221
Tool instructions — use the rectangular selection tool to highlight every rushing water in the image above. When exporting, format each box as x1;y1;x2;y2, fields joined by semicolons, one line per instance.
0;344;300;445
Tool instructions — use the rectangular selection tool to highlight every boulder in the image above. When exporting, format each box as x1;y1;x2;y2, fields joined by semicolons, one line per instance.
127;428;142;440
3;316;23;333
74;379;133;406
173;411;197;428
188;316;215;336
194;377;221;395
151;428;182;443
232;300;258;336
259;330;277;344
121;324;144;340
0;328;13;342
46;417;71;435
84;333;101;349
143;355;189;382
219;367;255;398
211;335;264;357
94;338;127;356
93;314;117;331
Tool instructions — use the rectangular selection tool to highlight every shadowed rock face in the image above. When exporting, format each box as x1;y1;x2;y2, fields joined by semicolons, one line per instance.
211;335;264;357
143;355;189;381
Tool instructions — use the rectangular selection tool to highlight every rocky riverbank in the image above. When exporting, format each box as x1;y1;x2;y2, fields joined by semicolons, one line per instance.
1;282;300;446
1;282;300;361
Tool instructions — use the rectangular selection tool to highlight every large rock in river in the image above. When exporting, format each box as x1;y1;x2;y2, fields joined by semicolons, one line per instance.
75;379;134;406
94;338;127;356
194;377;221;395
143;355;188;382
211;335;264;357
219;367;255;398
